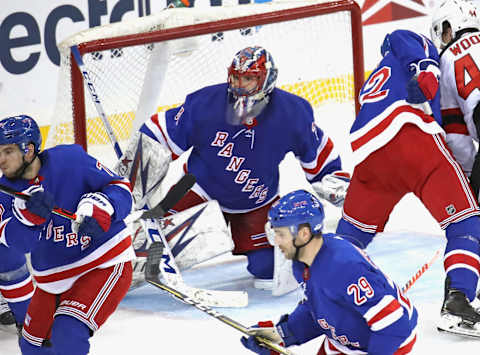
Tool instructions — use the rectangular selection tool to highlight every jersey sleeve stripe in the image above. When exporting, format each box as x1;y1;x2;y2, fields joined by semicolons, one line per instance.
444;122;469;135
351;104;436;152
396;331;417;355
0;276;35;302
301;137;336;177
108;178;132;192
147;113;184;159
441;108;463;117
364;296;404;331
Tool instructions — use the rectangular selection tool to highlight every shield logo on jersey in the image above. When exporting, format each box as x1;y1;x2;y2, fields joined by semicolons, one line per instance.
360;0;429;25
445;204;456;216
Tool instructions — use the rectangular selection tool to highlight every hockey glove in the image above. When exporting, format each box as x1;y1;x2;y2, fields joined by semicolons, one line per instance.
240;315;296;355
71;192;114;238
312;171;350;207
406;70;438;104
13;185;55;226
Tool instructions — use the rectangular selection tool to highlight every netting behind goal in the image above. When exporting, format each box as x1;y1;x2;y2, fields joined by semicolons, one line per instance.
47;0;364;167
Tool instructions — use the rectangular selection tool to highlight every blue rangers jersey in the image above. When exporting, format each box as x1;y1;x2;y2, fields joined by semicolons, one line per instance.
0;145;134;294
141;83;342;213
287;235;417;355
351;30;444;165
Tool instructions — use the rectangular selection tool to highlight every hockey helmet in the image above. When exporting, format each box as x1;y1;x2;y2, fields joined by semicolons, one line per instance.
0;115;42;155
268;190;324;238
226;46;278;124
430;0;479;49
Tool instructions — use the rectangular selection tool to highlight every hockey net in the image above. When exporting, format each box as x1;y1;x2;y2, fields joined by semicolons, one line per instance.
47;0;364;167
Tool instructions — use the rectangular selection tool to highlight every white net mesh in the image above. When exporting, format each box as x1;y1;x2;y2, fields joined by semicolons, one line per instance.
48;0;360;167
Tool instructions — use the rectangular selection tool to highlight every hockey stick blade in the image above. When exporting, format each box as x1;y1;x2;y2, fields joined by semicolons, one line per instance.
146;279;295;355
145;237;248;308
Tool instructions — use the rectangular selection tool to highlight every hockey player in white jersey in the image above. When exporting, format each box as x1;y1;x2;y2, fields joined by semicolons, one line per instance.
431;0;480;193
430;0;480;338
241;190;418;355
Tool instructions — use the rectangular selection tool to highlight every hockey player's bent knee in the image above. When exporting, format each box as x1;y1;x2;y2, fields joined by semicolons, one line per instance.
50;315;91;355
446;217;480;243
335;219;374;248
246;248;274;279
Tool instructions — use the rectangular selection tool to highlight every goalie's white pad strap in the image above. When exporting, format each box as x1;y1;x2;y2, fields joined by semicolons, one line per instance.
272;243;298;296
264;221;299;296
113;131;171;208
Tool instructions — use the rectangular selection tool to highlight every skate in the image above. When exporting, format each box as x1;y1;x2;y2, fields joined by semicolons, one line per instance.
437;278;480;338
0;295;17;334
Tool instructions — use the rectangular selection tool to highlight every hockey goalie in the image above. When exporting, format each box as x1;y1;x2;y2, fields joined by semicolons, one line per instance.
114;45;350;299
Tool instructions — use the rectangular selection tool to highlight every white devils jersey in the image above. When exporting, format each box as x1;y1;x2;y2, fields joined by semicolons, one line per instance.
439;30;480;175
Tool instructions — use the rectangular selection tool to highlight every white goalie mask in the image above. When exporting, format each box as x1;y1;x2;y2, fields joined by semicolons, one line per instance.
430;0;479;49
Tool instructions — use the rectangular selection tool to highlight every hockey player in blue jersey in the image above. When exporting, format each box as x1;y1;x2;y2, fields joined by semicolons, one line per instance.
124;46;350;289
336;28;480;337
241;190;418;355
0;246;33;333
0;115;134;354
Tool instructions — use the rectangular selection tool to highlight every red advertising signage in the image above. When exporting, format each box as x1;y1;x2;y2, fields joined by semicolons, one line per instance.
362;0;429;25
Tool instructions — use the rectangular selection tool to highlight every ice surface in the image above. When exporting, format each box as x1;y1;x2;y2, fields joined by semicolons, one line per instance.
2;207;479;354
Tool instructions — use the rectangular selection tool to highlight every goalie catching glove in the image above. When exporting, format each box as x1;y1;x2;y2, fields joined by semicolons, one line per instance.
312;171;350;207
13;185;55;226
240;315;297;355
71;192;114;238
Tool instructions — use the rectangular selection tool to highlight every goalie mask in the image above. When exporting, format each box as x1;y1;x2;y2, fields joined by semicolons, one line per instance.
226;46;278;125
430;0;479;49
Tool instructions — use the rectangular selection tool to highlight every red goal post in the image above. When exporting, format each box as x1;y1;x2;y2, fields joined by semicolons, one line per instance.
48;0;364;164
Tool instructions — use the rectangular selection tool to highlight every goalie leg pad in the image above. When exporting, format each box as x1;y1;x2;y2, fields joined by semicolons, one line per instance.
160;200;234;270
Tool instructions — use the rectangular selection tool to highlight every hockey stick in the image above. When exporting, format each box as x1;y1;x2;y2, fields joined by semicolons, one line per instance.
147;278;294;355
71;45;123;159
143;208;248;308
0;183;78;221
0;174;195;225
402;248;442;294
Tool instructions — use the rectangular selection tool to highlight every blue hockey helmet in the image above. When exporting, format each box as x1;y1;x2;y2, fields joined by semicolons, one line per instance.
268;190;324;238
0;115;42;155
226;46;278;124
